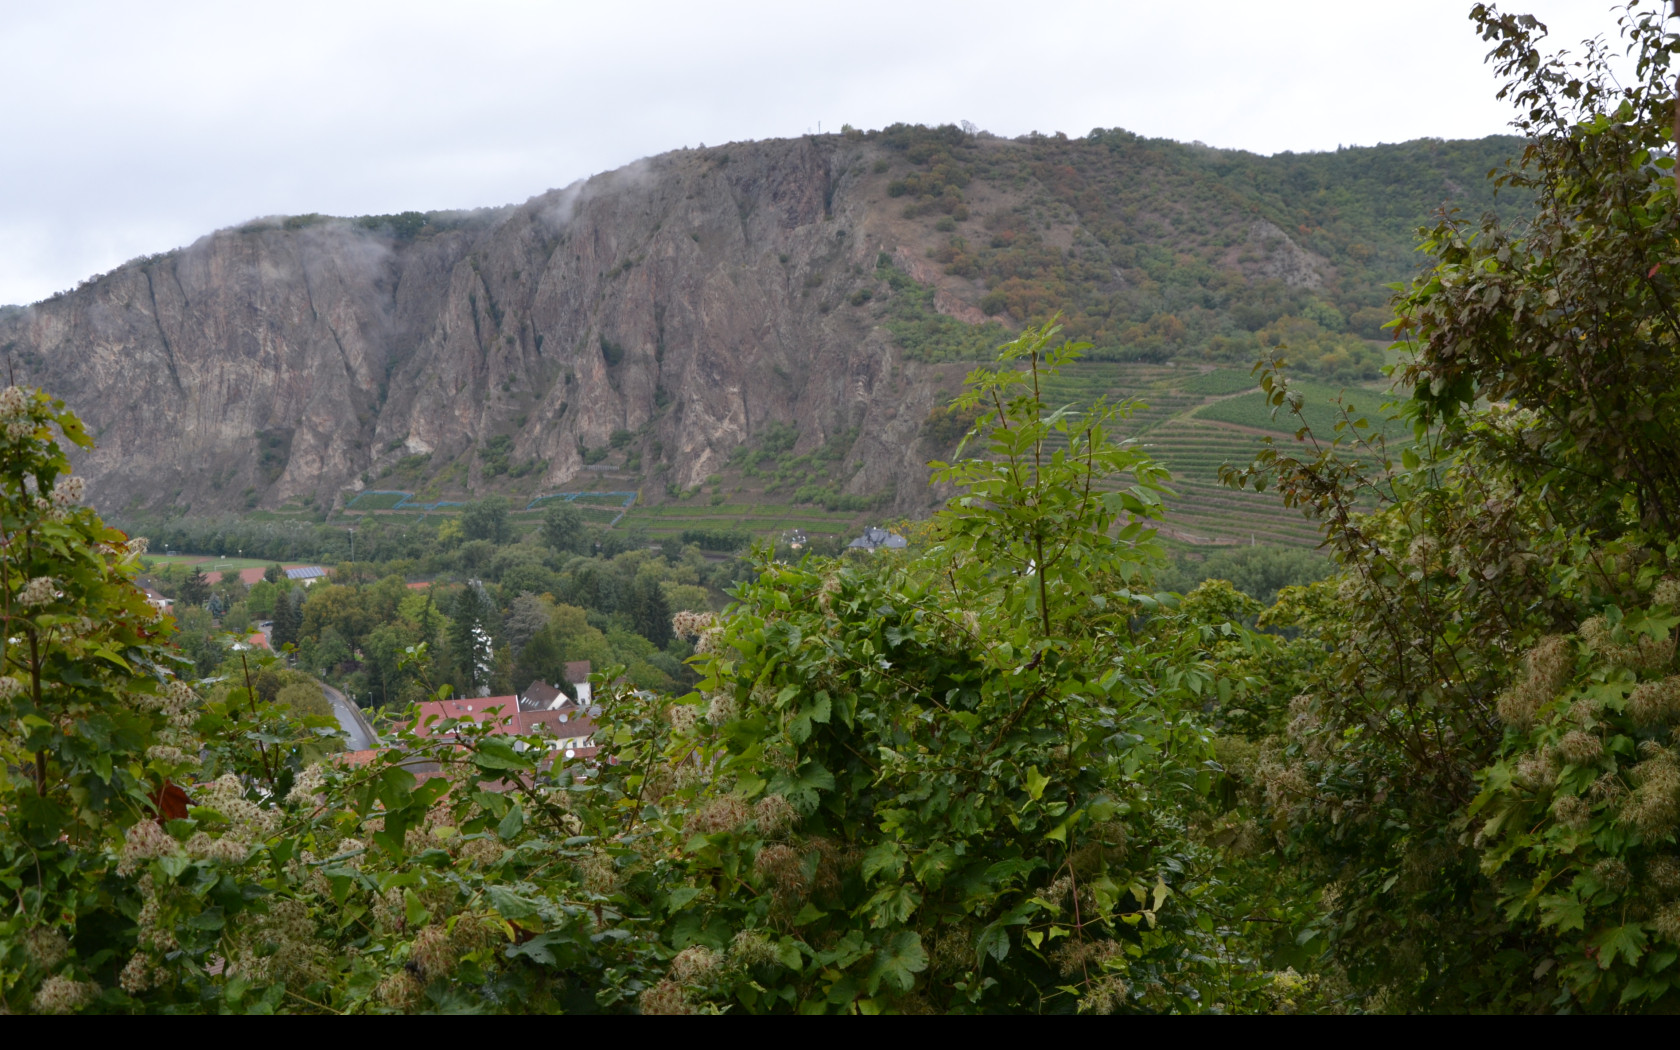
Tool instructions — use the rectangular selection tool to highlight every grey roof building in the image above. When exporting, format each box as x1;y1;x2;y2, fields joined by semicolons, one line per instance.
847;526;907;551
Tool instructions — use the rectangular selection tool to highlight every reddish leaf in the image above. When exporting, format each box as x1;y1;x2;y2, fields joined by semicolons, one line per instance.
150;780;189;824
1649;264;1662;278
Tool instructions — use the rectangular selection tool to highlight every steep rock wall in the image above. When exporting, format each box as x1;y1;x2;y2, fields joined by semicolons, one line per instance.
1;137;957;517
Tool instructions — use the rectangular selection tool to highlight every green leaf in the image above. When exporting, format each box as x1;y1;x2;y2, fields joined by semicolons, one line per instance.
1024;765;1050;802
474;737;533;771
867;931;928;994
497;804;525;840
792;903;826;927
486;886;543;921
1593;923;1648;970
861;842;906;882
404;888;431;928
1539;894;1588;934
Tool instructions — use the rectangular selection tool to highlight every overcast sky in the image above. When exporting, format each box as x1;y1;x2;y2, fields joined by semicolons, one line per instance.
0;0;1643;306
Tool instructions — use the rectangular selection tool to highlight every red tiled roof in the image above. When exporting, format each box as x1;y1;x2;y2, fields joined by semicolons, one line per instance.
411;697;595;741
412;697;520;734
564;660;592;684
523;680;562;708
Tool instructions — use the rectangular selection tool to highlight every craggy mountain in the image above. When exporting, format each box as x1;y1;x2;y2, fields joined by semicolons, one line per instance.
0;125;1523;522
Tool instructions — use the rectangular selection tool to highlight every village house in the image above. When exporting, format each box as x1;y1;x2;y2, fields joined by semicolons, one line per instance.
141;586;174;614
846;526;907;552
414;692;598;761
335;664;603;785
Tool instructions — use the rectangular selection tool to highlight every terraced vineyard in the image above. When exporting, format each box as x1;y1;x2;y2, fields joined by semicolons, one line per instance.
330;358;1398;550
1019;361;1401;547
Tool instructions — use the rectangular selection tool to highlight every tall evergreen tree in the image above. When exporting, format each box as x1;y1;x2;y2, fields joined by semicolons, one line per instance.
270;588;300;652
179;565;211;606
628;576;672;648
448;583;497;697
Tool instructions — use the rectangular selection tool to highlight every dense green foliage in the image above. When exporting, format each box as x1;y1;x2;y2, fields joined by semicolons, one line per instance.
14;3;1680;1015
1211;2;1680;1010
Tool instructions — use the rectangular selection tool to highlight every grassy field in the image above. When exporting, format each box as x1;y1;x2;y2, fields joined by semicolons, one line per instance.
141;555;300;573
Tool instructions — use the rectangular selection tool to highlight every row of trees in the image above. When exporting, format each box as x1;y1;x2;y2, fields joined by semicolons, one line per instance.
123;495;626;570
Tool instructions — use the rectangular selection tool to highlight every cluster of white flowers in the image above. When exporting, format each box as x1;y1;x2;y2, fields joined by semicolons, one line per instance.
668;704;698;734
0;675;25;700
184;831;251;865
23;926;69;969
135;875;177;952
409;917;486;981
32;496;61;521
145;744;188;765
671;610;714;639
117;820;184;875
729;929;779;967
673;609;725;653
119;952;165;995
704;691;738;726
50;474;85;508
0;386;29;418
31;975;100;1014
17;576;56;608
668;945;723;982
751;794;797;837
135;678;200;729
199;774;280;840
227;898;323;987
1495;635;1574;730
163;678;197;716
286;763;328;807
127;536;149;557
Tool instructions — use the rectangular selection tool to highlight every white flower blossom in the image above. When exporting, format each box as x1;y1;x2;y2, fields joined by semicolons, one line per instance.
118;820;183;875
31;975;99;1014
0;386;28;418
16;576;55;608
51;475;85;508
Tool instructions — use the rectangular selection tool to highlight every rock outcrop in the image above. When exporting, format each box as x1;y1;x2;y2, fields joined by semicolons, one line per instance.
1;137;970;516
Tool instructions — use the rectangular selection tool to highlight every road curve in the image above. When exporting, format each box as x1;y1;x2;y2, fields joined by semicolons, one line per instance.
320;682;377;751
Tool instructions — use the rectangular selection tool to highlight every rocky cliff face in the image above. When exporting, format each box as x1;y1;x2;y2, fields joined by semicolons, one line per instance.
1;137;979;517
0;128;1510;520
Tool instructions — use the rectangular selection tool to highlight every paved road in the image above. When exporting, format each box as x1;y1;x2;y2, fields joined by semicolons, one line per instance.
321;683;376;751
